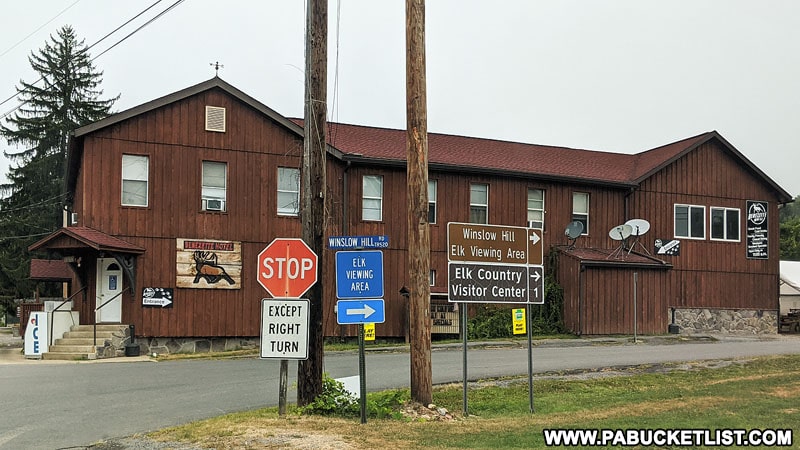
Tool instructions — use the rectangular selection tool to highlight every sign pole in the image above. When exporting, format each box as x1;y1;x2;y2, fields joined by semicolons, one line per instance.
279;359;288;415
527;303;534;413
358;323;367;424
462;302;469;417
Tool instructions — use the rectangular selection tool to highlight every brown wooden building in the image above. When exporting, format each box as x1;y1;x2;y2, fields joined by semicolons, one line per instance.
29;77;792;355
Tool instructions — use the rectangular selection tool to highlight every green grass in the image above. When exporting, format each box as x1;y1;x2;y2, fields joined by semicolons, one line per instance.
145;354;800;449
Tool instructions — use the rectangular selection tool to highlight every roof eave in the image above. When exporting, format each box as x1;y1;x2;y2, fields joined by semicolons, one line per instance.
341;155;637;188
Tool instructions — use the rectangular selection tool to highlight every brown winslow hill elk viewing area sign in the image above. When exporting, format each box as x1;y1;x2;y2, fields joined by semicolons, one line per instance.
447;221;546;414
448;222;544;304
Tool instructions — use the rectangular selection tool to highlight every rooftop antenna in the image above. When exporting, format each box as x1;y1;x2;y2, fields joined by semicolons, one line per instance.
210;61;224;76
564;221;584;250
607;223;633;259
624;218;651;255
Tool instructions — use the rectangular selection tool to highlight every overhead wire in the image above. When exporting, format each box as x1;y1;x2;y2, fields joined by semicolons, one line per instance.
0;0;182;120
0;0;83;60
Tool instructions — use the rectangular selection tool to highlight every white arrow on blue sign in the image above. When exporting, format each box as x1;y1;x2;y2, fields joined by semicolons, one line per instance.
335;250;384;299
336;299;386;324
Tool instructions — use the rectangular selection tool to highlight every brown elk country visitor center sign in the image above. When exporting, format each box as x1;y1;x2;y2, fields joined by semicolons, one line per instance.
176;238;242;289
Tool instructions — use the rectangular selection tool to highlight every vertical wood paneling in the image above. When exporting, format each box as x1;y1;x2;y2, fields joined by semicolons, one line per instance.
74;87;783;339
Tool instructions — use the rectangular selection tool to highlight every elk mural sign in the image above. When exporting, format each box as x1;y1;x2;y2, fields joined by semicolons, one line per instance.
176;238;242;289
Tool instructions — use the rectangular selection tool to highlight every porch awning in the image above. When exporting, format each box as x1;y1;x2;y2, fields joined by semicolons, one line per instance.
28;226;145;254
28;226;145;292
29;258;73;281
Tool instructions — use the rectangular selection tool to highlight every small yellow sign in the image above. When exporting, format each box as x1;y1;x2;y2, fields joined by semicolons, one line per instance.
512;308;526;335
364;323;375;341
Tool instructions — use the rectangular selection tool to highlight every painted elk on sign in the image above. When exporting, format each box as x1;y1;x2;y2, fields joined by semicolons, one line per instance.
192;251;235;285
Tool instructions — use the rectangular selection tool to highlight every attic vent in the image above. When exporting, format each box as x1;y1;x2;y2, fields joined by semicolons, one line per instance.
205;106;226;132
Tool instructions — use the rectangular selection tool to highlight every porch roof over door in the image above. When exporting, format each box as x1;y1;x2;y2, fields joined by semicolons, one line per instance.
28;226;145;254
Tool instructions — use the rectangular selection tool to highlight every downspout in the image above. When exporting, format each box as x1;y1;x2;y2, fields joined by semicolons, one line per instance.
578;264;585;336
340;160;351;340
623;187;636;223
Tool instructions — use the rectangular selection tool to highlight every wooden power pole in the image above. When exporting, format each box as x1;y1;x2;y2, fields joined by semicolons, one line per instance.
298;0;327;406
406;0;432;405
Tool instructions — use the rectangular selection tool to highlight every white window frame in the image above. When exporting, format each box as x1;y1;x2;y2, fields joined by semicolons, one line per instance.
428;179;437;224
470;183;489;224
674;204;706;239
121;154;149;207
277;167;300;216
572;192;589;235
202;161;227;212
362;175;383;221
710;207;741;242
430;269;436;287
527;188;545;229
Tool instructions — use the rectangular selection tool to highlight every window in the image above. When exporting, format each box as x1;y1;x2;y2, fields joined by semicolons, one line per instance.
470;183;488;224
674;204;705;239
202;161;227;212
277;167;300;216
362;175;383;221
527;188;544;229
572;192;589;234
121;155;148;207
711;207;740;241
430;270;436;286
428;180;437;224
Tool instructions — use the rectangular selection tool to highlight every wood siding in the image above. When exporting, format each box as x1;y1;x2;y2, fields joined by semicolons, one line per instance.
69;87;784;339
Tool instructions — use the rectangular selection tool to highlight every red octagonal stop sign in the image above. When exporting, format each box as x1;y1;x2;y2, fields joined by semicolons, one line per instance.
257;238;318;298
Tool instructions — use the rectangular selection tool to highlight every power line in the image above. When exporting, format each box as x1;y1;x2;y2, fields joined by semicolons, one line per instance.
0;0;183;119
0;0;83;60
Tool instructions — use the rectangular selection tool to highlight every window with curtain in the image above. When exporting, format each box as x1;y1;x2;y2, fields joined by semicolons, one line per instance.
428;179;437;224
277;167;300;216
572;192;589;234
362;175;383;221
202;161;227;211
527;188;544;229
469;183;488;224
121;154;149;207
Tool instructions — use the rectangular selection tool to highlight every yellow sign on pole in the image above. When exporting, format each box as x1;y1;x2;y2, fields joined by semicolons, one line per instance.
364;323;375;341
512;308;526;335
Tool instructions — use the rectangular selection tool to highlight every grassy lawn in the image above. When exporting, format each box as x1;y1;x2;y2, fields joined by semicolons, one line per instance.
141;354;799;449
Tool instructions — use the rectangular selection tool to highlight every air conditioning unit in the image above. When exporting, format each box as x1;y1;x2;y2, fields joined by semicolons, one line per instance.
528;220;542;229
205;199;224;211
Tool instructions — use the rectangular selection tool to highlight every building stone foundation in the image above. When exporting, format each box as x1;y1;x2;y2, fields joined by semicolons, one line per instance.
134;337;259;356
673;308;778;335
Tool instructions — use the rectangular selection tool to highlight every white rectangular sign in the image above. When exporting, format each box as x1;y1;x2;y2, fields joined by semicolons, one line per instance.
260;298;310;360
24;311;48;358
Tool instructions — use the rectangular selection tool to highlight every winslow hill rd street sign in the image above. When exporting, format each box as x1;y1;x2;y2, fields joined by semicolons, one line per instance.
447;222;544;304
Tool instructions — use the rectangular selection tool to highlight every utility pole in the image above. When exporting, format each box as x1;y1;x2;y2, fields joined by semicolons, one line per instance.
406;0;432;405
298;0;327;406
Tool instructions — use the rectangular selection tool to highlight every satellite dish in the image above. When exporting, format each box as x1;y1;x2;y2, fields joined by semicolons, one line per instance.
608;224;633;241
625;219;651;236
565;221;584;239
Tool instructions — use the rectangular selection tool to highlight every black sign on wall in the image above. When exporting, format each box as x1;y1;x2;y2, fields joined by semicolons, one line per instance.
746;200;769;259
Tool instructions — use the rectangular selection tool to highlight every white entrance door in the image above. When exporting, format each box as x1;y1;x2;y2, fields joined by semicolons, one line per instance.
96;258;123;323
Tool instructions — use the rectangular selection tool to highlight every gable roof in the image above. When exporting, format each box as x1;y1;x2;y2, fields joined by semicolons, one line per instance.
315;121;791;201
65;77;791;202
29;226;145;254
65;77;343;195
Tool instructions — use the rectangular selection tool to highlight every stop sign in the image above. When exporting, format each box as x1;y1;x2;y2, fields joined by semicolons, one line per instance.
257;238;318;298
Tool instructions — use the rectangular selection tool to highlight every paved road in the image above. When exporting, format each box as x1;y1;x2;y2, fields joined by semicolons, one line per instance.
1;334;798;449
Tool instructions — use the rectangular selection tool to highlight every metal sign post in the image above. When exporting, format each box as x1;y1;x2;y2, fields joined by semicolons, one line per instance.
447;222;544;416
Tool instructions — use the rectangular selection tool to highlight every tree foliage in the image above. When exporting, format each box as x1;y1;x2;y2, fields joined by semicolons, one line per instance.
779;195;800;261
0;26;118;298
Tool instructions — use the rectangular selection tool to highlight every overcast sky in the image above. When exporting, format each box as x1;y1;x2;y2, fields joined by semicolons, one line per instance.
1;0;798;198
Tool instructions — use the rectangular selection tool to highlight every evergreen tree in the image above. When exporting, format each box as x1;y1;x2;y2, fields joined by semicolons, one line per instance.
0;25;118;298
